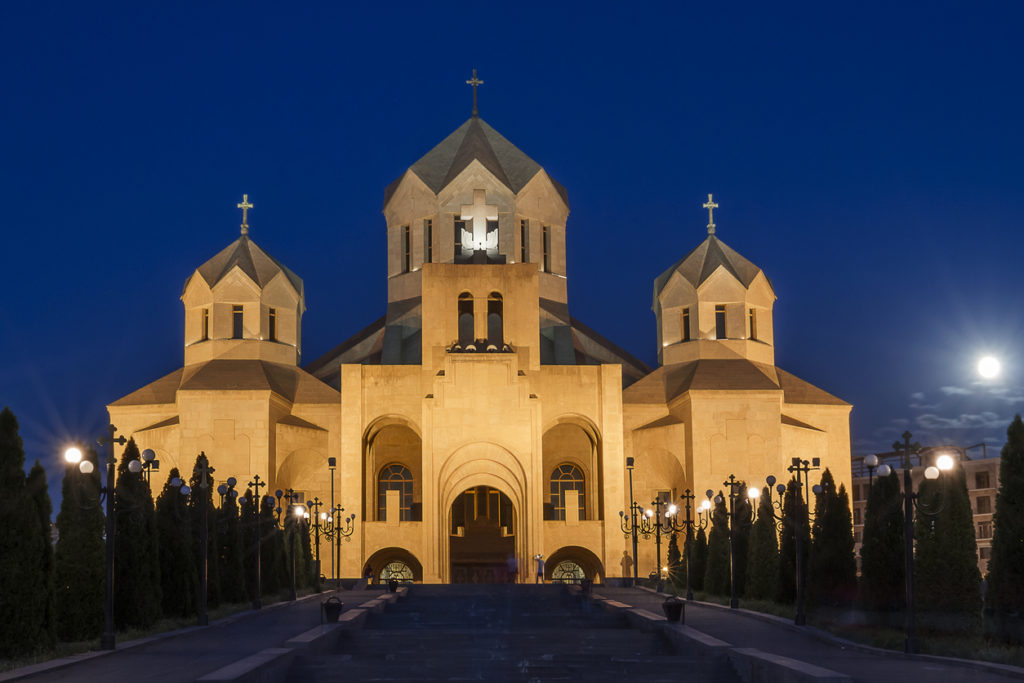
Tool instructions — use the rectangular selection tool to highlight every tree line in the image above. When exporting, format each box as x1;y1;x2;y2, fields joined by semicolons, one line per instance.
0;407;314;660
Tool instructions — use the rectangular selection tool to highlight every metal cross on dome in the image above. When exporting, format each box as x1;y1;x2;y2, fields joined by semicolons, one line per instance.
237;194;254;236
461;189;498;249
703;193;719;235
466;69;483;116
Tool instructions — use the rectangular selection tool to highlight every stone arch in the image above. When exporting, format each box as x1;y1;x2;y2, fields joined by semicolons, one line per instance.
363;547;423;584
275;448;330;503
545;545;604;583
363;415;422;521
542;414;603;520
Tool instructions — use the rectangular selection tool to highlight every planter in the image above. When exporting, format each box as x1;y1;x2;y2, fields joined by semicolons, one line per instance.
662;597;684;623
388;579;399;593
322;596;343;622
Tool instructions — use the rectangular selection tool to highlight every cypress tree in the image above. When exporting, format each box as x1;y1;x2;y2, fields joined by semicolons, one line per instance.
113;438;162;630
689;527;708;591
298;515;313;589
0;407;50;657
704;494;730;596
859;469;904;613
988;414;1024;641
915;465;982;632
808;469;857;607
733;490;753;597
154;468;196;618
776;478;808;604
260;495;287;595
216;485;246;604
27;462;56;648
188;454;221;608
666;531;683;589
239;493;260;602
54;447;105;641
745;486;779;600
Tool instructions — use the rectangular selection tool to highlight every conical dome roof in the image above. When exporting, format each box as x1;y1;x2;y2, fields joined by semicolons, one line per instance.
384;116;567;206
183;235;303;295
653;235;769;302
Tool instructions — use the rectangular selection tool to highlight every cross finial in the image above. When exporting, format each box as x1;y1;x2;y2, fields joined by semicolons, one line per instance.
466;69;483;117
237;194;253;236
702;193;719;235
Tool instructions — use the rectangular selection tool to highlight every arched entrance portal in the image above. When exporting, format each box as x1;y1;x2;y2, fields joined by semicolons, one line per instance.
449;486;515;583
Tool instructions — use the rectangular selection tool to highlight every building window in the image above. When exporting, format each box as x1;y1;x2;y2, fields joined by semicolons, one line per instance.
749;308;757;340
268;308;277;342
542;225;551;273
520;219;529;263
853;508;862;525
377;463;413;522
855;530;862;543
232;305;244;339
979;546;991;560
715;305;726;339
975;470;991;489
977;521;993;539
454;215;467;259
976;495;991;514
549;464;585;521
682;308;691;342
201;308;209;341
424;219;433;264
401;225;410;273
487;292;503;347
457;292;474;346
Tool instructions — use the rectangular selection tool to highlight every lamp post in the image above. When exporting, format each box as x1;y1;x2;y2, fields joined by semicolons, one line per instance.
618;456;640;584
63;425;128;651
328;457;337;582
322;503;356;581
765;456;821;626
243;474;266;609
718;475;756;609
193;453;215;625
306;497;324;591
273;488;304;601
664;489;711;600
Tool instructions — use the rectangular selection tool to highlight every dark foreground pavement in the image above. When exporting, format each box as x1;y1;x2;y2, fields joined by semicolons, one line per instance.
597;586;1024;683
4;590;385;683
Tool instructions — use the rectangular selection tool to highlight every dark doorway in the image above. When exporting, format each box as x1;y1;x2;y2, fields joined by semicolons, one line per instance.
449;486;515;583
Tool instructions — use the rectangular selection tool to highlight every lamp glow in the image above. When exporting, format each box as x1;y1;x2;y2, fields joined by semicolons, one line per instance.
79;460;94;474
924;466;939;480
978;356;1001;379
64;447;83;464
936;454;955;471
699;500;711;512
667;504;678;516
747;487;760;499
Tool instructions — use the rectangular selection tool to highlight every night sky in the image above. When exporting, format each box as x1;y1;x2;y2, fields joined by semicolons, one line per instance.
2;2;1022;506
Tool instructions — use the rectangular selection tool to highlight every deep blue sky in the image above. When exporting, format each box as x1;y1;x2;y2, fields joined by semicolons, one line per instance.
2;2;1022;504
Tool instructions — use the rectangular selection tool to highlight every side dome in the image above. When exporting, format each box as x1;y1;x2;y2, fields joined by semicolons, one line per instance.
653;233;776;367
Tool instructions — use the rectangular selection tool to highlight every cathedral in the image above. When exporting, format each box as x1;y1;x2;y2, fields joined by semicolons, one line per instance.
109;97;852;584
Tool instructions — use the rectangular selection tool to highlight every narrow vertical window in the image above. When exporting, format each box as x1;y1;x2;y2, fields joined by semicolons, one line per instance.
457;293;474;346
715;304;726;339
542;224;551;273
424;219;433;264
268;307;277;341
401;225;410;273
454;215;465;259
487;292;503;347
232;305;244;339
682;307;691;342
520;219;529;263
748;308;757;341
201;308;209;341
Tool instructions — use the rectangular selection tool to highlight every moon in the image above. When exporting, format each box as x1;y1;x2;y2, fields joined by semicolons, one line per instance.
978;356;1001;379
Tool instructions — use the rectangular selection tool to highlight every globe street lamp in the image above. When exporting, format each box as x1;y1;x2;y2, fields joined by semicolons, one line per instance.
240;474;266;610
617;456;641;585
664;489;711;600
765;456;821;626
192;453;215;625
63;425;128;651
305;497;325;591
322;502;356;583
273;488;304;601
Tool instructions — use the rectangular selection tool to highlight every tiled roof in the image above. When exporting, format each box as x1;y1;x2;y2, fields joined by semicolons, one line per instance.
653;235;767;302
384;117;567;206
183;236;303;295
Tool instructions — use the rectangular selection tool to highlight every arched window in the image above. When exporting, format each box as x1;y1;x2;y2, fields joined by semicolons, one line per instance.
458;292;474;346
551;560;585;584
549;464;586;521
487;292;503;348
379;561;414;582
377;463;413;521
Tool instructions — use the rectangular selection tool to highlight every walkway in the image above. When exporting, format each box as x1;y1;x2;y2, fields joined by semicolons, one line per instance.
5;590;385;683
597;586;1024;683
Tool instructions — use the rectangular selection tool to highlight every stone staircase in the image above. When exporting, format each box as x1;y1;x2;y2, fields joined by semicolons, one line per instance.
286;584;740;682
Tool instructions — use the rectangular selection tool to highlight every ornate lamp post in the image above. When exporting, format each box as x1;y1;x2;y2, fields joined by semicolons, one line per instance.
663;489;711;600
322;502;356;582
764;456;821;625
618;456;641;584
273;488;306;601
305;497;324;591
240;474;266;609
327;457;337;582
192;453;215;625
63;425;130;651
716;475;759;609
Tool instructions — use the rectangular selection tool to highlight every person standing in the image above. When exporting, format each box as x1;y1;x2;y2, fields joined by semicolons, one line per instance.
534;553;545;583
506;553;518;583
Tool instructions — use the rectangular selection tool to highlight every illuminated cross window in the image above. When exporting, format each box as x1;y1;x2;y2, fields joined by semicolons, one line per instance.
460;189;498;251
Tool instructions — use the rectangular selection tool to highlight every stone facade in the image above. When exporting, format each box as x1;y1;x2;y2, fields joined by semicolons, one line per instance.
109;114;852;584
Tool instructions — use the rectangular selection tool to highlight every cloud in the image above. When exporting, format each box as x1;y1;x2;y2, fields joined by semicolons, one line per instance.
915;411;1004;430
940;386;973;396
910;392;925;401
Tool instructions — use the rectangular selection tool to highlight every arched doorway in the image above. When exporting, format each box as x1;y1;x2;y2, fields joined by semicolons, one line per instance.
449;485;515;583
